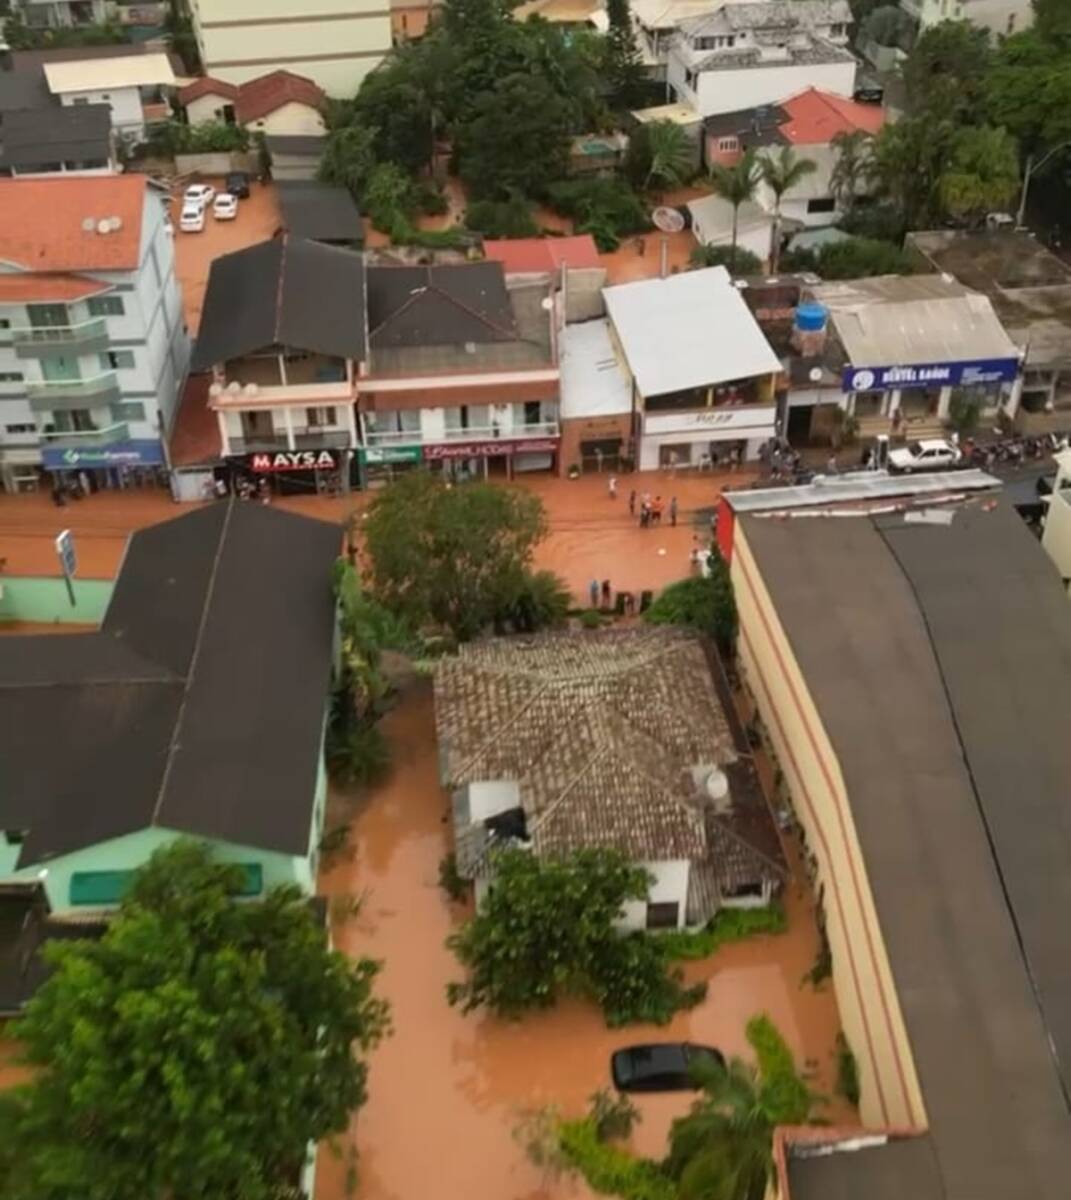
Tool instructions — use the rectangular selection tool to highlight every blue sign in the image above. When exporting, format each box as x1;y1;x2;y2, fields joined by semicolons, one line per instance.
42;439;164;471
842;359;1020;393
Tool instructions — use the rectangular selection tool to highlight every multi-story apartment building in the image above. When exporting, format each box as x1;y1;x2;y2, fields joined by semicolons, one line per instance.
7;0;109;31
666;0;856;118
0;176;189;494
186;0;392;97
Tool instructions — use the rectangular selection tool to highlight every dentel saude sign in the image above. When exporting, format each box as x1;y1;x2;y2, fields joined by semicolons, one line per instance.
842;359;1020;393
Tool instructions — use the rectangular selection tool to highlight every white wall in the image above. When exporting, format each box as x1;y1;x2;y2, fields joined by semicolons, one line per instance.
669;55;857;118
59;85;145;138
617;859;691;932
185;92;235;124
691;214;772;261
248;102;326;137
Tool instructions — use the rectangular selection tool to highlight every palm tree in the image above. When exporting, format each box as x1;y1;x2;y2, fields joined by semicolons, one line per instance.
829;129;874;214
644;119;693;194
707;148;764;274
760;145;818;274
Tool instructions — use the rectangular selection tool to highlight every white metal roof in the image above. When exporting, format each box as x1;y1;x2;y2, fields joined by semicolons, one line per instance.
560;319;633;420
602;266;781;398
44;53;176;95
725;468;1001;513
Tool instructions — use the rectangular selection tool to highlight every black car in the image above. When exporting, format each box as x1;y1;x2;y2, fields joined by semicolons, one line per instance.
611;1043;724;1092
225;171;251;199
853;82;884;105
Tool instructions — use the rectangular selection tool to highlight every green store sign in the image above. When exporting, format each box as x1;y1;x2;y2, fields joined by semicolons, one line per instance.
359;445;423;465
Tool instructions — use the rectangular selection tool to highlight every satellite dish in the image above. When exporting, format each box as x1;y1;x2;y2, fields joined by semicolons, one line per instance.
110;216;123;231
705;768;730;805
652;206;685;234
540;296;553;311
808;367;823;383
81;216;96;233
226;380;241;394
208;383;223;397
96;219;111;235
243;382;259;396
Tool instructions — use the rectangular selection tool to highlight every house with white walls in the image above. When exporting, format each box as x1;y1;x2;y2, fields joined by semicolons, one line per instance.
666;0;856;118
42;52;176;143
435;628;787;929
177;69;327;137
902;0;1032;36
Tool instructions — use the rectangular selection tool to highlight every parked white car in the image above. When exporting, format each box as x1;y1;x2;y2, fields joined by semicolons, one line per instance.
213;193;239;221
179;203;206;233
183;183;216;209
888;438;963;473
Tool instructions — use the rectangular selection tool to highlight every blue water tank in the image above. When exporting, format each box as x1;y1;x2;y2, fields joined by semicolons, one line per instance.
795;302;828;333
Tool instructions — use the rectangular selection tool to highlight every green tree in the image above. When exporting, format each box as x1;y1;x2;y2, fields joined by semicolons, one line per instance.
902;20;993;122
862;5;915;52
457;71;571;199
318;122;378;200
869;116;954;232
363;470;548;641
447;847;706;1026
643;119;694;192
665;1015;823;1200
707;149;764;272
760;146;818;272
829;129;874;213
690;243;763;273
939;125;1020;222
350;46;437;174
604;0;647;109
813;235;913;278
464;195;539;238
644;560;738;649
0;842;388;1200
986;28;1071;154
363;161;419;235
1033;0;1071;46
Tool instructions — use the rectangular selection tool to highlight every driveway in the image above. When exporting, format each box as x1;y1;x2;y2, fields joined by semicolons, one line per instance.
316;685;849;1200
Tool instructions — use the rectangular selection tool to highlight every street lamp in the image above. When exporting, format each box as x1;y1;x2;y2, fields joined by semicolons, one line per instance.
1016;139;1071;229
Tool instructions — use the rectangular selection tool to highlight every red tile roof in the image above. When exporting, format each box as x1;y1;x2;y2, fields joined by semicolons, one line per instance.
0;273;111;302
236;70;325;123
0;176;145;273
778;88;885;146
176;75;239;106
483;235;601;275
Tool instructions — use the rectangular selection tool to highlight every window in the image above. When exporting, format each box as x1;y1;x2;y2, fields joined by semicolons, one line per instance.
306;406;338;427
72;97;89;106
723;881;764;899
685;69;698;91
718;136;738;152
5;423;35;434
1006;11;1016;31
87;295;124;318
0;371;24;382
646;901;680;930
523;400;542;426
830;21;846;35
110;402;146;422
0;318;9;329
806;197;837;214
100;350;135;370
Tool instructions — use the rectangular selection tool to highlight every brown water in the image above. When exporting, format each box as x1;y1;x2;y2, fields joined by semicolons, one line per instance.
316;687;849;1200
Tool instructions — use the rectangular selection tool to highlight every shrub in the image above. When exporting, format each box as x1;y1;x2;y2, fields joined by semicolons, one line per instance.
326;721;391;787
580;608;604;629
150;120;248;156
558;1119;676;1200
655;904;787;961
438;853;469;902
466;197;540;239
643;558;737;648
836;1033;861;1107
495;568;572;633
816;236;913;279
746;1014;815;1125
588;1090;640;1142
364;161;418;236
545;177;650;251
689;243;763;274
416;182;449;215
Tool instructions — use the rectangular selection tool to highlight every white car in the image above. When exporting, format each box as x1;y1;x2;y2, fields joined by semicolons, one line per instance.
888;438;963;473
179;203;206;233
213;193;239;221
183;183;216;209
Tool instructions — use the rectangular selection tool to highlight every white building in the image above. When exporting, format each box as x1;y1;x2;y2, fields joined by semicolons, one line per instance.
602;266;782;469
177;70;327;138
666;0;856;118
8;0;109;30
902;0;1032;36
186;0;393;98
42;53;176;144
1041;449;1071;595
0;176;190;494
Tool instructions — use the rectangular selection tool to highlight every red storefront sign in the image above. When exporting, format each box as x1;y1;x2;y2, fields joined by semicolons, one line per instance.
249;449;339;472
423;438;558;461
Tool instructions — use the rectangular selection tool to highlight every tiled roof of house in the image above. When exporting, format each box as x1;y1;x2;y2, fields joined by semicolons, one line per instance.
779;87;885;144
176;74;239;105
178;69;324;122
0;176;145;272
435;629;787;888
0;273;111;302
483;235;601;275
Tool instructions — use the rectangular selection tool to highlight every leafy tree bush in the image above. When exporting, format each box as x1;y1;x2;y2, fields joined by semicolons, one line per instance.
364;470;548;642
902;19;992;123
446;847;706;1025
2;14;125;49
439;852;469;902
545;177;650;251
938;124;1019;223
494;567;572;633
466;196;540;238
784;236;913;280
689;243;763;274
318;123;378;200
326;720;391;787
589;1090;641;1142
150;120;249;156
655;904;786;961
0;841;388;1200
644;558;737;648
835;202;905;244
558;1118;676;1200
363;160;420;236
604;0;647;109
835;1033;861;1107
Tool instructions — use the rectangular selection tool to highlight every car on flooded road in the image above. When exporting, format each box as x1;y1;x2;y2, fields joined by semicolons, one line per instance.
611;1042;725;1092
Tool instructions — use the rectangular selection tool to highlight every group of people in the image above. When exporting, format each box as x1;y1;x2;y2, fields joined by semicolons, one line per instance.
612;481;678;528
588;578;637;614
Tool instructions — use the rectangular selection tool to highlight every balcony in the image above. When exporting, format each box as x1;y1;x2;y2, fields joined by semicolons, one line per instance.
39;422;129;450
13;318;109;360
27;372;121;413
227;429;353;454
364;421;560;447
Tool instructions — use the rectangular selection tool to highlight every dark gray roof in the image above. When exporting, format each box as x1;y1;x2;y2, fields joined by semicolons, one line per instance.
191;235;367;370
265;134;327;157
277;180;363;244
366;262;517;349
703;103;788;144
741;501;1071;1200
0;103;111;169
0;502;340;866
788;1137;943;1200
0;43;181;112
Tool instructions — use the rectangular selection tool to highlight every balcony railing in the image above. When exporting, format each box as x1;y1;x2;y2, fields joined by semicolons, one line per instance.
227;430;353;454
13;318;109;359
364;421;560;447
39;422;129;449
27;372;121;412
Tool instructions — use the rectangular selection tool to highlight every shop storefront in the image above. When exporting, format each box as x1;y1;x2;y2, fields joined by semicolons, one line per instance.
356;444;423;489
638;406;777;471
841;359;1021;421
423;436;560;479
229;447;347;496
42;438;167;491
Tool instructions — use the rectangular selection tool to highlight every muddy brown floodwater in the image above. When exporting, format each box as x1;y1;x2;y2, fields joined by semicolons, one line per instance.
316;686;850;1200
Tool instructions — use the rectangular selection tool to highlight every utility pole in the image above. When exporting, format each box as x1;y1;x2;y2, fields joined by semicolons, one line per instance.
1016;140;1071;229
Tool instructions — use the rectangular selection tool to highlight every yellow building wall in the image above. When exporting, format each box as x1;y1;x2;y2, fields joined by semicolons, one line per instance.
731;523;927;1133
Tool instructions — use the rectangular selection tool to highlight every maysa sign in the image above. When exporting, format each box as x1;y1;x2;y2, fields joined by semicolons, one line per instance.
249;450;339;472
843;359;1020;392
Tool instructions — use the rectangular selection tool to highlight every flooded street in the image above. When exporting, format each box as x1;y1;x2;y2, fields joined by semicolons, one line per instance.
316;685;848;1200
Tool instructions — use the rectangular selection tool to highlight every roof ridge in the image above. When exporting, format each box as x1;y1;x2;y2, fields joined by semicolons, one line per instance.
273;235;289;344
447;674;554;782
425;279;519;342
528;739;615;838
